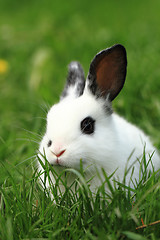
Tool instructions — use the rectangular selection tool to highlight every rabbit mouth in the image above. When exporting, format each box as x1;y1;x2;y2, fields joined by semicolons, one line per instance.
50;158;67;167
56;158;64;166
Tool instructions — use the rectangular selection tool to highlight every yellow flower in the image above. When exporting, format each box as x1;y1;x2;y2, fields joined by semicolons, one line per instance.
0;59;9;74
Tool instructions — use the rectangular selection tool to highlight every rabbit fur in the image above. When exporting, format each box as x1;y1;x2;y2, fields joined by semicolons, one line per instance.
38;44;159;193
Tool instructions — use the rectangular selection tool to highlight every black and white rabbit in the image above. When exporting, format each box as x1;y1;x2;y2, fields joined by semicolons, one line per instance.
38;44;159;192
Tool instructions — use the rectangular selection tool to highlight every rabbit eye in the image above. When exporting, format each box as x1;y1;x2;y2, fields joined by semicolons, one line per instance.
80;117;95;135
47;140;52;147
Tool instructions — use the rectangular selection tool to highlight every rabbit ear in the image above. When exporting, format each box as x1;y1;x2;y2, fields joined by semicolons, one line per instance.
87;44;127;101
61;61;85;100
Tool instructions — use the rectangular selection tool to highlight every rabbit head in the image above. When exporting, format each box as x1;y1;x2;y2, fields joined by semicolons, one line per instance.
38;44;127;175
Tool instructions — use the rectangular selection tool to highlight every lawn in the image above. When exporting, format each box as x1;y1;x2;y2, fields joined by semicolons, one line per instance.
0;0;160;239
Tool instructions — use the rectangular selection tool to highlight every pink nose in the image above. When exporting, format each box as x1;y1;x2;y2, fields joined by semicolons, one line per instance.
54;149;66;158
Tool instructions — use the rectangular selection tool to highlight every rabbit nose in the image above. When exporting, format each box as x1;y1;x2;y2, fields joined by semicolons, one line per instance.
54;149;66;158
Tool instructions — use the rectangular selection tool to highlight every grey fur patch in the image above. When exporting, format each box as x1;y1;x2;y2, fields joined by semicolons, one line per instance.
61;61;85;100
103;96;113;115
87;73;113;115
87;72;102;97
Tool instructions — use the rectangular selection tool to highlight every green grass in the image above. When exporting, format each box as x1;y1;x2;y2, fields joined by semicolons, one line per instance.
1;156;160;239
0;0;160;239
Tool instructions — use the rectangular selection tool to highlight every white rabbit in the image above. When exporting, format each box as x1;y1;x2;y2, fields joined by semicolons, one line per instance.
38;44;159;193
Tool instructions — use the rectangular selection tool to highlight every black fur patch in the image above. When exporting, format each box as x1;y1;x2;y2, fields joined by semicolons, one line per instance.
86;44;127;114
87;44;127;101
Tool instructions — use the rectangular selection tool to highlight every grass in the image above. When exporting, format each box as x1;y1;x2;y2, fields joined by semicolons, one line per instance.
0;0;160;239
0;156;160;239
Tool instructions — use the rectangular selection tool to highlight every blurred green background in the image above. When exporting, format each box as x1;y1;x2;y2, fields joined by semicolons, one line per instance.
0;0;160;183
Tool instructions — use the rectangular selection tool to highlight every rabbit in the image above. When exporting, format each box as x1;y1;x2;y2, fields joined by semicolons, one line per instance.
37;44;159;194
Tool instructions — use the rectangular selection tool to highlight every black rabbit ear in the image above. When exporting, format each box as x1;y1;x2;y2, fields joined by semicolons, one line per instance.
87;44;127;101
61;61;85;100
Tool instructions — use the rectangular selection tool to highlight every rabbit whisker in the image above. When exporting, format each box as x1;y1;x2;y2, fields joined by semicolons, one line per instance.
15;155;37;167
16;138;39;144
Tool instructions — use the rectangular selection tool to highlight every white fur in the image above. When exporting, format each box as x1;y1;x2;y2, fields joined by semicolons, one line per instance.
37;44;160;195
38;90;159;193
